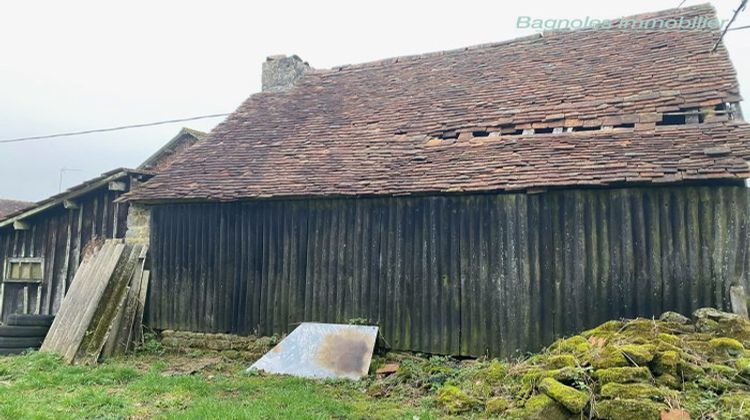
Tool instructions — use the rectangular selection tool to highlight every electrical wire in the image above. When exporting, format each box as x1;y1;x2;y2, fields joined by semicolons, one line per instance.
0;113;230;144
712;0;748;52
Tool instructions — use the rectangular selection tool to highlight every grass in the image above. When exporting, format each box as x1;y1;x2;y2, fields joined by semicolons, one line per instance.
0;351;438;419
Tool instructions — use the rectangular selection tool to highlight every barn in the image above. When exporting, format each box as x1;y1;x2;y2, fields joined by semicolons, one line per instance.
125;5;750;356
0;128;205;323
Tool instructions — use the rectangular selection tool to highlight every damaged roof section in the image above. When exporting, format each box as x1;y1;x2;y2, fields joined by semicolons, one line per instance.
127;4;749;202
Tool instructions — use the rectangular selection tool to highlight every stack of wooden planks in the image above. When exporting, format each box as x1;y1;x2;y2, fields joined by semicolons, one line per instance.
41;239;150;364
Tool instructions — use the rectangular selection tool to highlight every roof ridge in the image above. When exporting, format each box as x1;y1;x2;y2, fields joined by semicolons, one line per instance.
306;3;716;74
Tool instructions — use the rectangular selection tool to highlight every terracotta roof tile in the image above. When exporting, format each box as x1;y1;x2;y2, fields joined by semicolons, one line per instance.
127;4;748;202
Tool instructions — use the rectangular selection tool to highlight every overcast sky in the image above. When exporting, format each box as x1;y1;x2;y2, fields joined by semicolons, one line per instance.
1;0;748;202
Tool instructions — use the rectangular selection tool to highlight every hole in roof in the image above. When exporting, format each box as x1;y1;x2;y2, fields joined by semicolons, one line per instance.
572;126;600;132
472;130;490;137
657;114;686;126
438;131;458;140
534;127;554;134
613;123;635;129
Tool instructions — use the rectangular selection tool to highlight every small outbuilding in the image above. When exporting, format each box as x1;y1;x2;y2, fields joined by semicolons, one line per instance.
0;128;205;322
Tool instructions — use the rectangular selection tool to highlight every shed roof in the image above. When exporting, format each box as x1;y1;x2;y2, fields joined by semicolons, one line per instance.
0;168;151;228
127;4;750;202
0;199;32;219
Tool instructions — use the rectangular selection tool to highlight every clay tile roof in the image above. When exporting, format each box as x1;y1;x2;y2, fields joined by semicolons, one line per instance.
127;4;749;202
0;199;33;219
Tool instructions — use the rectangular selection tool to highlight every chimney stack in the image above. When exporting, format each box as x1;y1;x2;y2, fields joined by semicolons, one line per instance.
262;55;310;92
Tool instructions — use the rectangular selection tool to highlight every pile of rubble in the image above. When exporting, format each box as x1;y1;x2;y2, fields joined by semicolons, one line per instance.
367;307;750;419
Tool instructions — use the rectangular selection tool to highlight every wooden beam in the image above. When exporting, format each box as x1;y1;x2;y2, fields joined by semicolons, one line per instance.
63;199;79;209
108;181;127;192
13;220;30;230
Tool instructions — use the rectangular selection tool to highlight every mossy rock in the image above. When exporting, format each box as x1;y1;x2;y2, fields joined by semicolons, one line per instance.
505;394;572;420
485;397;510;416
736;357;750;375
436;385;481;414
676;360;705;380
582;320;625;339
709;337;744;359
707;363;737;377
659;311;691;324
538;377;589;413
546;354;577;369
593;367;651;384
591;346;630;369
550;335;591;355
719;392;750;418
595;398;665;420
619;319;659;343
620;344;656;365
543;367;588;384
654;373;682;390
651;350;679;376
696;318;720;333
599;382;677;401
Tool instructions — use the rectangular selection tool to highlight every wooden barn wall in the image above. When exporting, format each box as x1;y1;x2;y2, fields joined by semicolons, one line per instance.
147;186;750;357
0;189;129;322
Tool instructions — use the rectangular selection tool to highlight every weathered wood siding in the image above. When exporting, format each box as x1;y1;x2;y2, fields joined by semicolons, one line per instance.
147;186;750;356
0;188;129;321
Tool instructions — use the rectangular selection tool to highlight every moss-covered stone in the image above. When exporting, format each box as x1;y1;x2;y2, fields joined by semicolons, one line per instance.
621;344;656;365
436;385;481;414
676;360;705;380
485;397;510;416
651;350;680;376
736;357;750;375
707;363;737;377
654;373;682;390
473;360;507;386
719;392;750;418
546;354;577;369
659;311;691;324
506;394;571;420
545;367;587;383
591;346;630;369
709;337;744;358
538;377;588;413
593;367;651;384
595;398;665;420
550;335;591;354
599;382;676;401
619;319;658;343
583;320;625;339
696;318;720;333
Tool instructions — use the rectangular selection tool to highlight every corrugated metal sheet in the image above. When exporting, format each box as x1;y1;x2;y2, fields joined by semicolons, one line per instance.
147;186;750;356
0;188;130;321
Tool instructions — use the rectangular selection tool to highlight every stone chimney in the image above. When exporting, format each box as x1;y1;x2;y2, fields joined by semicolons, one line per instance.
262;55;310;92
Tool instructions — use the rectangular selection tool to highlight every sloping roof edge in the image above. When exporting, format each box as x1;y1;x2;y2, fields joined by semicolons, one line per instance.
138;127;207;171
0;168;152;228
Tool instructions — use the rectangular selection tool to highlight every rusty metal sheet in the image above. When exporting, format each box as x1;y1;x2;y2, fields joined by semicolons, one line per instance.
248;322;378;380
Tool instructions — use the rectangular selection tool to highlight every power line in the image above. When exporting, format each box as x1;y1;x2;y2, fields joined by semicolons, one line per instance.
0;113;230;144
712;0;748;52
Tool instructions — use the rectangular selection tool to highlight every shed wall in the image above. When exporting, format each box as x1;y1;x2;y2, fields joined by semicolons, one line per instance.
147;186;750;356
0;188;130;321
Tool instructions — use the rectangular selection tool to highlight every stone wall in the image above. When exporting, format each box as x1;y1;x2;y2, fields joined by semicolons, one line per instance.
160;330;277;360
124;203;151;245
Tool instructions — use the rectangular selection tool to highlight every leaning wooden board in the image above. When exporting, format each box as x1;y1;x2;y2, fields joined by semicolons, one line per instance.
41;240;143;364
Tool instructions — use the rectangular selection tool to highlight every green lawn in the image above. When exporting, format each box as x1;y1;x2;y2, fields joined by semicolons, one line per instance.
0;351;438;419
